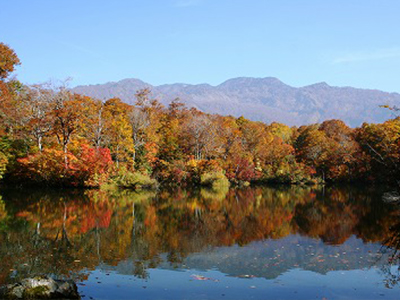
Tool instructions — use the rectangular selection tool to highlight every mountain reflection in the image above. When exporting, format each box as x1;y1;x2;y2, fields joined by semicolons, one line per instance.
0;185;399;284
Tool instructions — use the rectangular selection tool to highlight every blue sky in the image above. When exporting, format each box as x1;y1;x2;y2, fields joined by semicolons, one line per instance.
1;0;400;91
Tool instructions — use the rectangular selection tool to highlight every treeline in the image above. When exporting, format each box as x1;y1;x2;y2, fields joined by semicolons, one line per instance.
0;43;399;188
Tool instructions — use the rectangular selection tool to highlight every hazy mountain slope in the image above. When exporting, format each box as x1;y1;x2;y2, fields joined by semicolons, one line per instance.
72;77;400;127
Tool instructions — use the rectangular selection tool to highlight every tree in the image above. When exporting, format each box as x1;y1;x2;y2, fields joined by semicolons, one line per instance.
356;118;400;184
22;85;53;151
133;89;164;168
215;116;242;161
319;120;362;180
51;85;84;167
239;119;272;162
182;111;219;160
156;99;187;162
295;125;332;181
0;43;20;80
0;43;23;137
77;97;105;149
103;98;134;169
129;108;150;165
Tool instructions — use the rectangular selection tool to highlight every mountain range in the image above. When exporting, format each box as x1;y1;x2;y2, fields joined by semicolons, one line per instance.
72;77;400;127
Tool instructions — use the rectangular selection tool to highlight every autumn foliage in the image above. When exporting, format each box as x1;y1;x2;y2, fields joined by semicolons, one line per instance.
15;145;113;187
0;43;399;187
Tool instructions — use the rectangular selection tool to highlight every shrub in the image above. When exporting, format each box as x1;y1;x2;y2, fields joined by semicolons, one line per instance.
0;151;8;180
154;160;191;185
200;171;230;189
16;148;77;185
72;145;114;187
225;157;260;182
15;145;114;187
116;169;158;190
262;160;317;184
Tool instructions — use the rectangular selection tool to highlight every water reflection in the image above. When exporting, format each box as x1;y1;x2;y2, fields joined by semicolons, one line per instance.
0;185;399;287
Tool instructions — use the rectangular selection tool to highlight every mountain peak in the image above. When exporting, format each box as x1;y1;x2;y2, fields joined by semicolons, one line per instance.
304;82;331;89
219;77;284;87
72;77;398;127
117;78;150;85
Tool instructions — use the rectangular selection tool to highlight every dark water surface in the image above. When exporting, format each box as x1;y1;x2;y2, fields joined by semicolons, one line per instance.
0;185;399;299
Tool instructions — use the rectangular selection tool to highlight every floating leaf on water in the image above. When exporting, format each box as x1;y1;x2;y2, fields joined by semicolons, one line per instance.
237;275;256;279
191;274;219;282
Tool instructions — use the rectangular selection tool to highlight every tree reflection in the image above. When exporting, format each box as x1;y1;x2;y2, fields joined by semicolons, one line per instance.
0;185;398;283
379;210;400;288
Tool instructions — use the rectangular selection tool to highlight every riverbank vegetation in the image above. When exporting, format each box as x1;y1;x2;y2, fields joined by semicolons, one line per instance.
1;43;399;188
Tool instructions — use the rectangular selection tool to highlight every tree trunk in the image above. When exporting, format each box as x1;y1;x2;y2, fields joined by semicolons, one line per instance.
38;136;42;152
132;150;136;169
116;145;120;169
63;143;68;169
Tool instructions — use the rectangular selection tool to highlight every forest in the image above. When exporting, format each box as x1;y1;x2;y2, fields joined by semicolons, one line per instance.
0;42;399;188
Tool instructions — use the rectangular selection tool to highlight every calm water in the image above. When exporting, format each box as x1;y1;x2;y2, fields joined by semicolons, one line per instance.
0;185;399;299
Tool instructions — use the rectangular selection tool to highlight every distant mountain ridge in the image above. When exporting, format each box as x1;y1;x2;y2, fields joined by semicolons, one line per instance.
72;77;400;127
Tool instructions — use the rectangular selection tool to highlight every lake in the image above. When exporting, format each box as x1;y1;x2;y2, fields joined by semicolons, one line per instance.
0;185;399;299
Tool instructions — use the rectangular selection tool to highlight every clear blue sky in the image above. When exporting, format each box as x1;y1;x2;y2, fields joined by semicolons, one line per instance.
1;0;400;91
